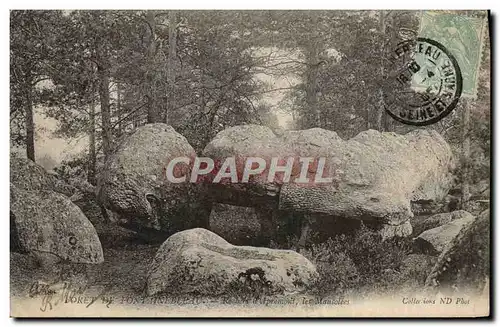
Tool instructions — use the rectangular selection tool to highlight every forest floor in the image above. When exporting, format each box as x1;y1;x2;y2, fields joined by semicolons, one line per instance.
10;203;445;316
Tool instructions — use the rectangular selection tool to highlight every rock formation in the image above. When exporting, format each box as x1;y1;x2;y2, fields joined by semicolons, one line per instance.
10;186;104;265
203;125;454;243
413;213;476;255
146;228;318;296
425;210;490;295
412;210;475;236
97;123;211;235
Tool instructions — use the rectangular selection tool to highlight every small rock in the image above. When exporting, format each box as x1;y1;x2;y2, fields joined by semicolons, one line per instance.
413;215;476;255
413;210;474;236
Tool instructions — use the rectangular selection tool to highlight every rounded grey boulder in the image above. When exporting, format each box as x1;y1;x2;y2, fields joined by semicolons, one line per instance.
146;228;318;296
203;125;455;240
10;155;83;197
413;213;476;255
97;123;210;234
413;210;475;236
11;155;55;192
10;186;104;264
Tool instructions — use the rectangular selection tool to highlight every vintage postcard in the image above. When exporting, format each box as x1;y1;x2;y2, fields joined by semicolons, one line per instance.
9;10;490;317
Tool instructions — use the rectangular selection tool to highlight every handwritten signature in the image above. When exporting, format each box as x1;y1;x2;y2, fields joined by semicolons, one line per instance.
28;280;114;312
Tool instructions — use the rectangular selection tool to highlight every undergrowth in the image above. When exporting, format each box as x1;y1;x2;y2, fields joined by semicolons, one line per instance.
270;223;422;298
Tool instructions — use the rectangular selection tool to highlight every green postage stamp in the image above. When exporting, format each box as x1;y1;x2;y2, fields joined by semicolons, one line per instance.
418;11;487;98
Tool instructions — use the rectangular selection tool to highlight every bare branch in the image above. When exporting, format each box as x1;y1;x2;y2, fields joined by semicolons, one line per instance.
250;87;296;96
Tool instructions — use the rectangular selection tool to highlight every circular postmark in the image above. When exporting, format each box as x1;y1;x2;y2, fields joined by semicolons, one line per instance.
383;37;463;126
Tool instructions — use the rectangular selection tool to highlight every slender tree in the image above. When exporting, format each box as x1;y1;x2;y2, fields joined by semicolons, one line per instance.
10;11;61;161
165;10;177;124
88;97;97;185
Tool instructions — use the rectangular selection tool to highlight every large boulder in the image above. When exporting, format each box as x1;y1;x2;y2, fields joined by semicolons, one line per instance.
10;186;104;265
202;125;286;207
11;155;55;192
203;125;454;239
10;155;86;198
279;128;453;228
425;210;490;295
146;228;318;296
413;214;476;255
413;210;474;236
97;123;211;234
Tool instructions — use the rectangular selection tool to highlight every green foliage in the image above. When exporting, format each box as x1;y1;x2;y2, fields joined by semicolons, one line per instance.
53;155;89;180
303;224;415;297
10;10;64;146
343;224;411;276
303;242;360;296
169;11;267;150
222;275;284;304
287;11;420;135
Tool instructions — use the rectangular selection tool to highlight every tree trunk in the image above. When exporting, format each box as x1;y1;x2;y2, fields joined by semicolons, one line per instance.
116;81;122;135
304;15;320;129
376;10;386;131
24;76;35;162
382;109;392;132
365;99;371;130
382;12;396;132
97;51;112;160
133;118;140;129
461;100;471;210
88;98;97;185
165;10;177;125
146;11;159;123
304;43;321;128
